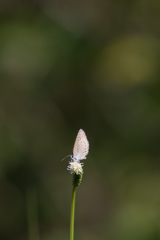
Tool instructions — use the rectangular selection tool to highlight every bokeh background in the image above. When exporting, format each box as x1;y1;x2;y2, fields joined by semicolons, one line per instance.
0;0;160;240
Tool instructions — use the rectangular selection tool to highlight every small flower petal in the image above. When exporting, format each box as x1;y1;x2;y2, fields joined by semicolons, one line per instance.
67;161;83;175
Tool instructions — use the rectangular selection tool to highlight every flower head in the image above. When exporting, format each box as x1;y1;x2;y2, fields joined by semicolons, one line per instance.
67;161;83;175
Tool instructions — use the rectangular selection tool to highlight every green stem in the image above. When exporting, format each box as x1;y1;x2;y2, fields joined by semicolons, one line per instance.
70;185;77;240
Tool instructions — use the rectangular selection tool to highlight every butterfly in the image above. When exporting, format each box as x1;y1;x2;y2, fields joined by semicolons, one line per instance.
62;129;89;162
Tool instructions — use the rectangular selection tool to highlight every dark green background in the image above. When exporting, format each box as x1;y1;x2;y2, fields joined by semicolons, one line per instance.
0;0;160;239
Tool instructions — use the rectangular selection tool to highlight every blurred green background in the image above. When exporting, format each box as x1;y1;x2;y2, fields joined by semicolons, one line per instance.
0;0;160;240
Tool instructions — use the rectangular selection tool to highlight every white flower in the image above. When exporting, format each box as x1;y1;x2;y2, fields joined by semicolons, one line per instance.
67;161;83;175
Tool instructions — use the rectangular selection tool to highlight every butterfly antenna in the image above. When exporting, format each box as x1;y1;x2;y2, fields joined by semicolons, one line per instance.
61;155;71;161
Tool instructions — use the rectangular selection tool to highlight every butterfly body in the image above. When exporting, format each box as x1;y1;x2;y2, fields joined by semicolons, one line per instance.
61;129;89;162
71;129;89;162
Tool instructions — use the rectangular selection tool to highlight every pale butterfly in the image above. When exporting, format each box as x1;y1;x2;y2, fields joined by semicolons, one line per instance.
62;129;89;162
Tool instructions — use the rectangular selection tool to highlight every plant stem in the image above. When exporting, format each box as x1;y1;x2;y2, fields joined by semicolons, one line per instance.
70;185;76;240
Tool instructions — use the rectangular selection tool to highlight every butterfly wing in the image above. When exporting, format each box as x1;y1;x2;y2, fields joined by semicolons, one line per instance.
72;129;89;161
